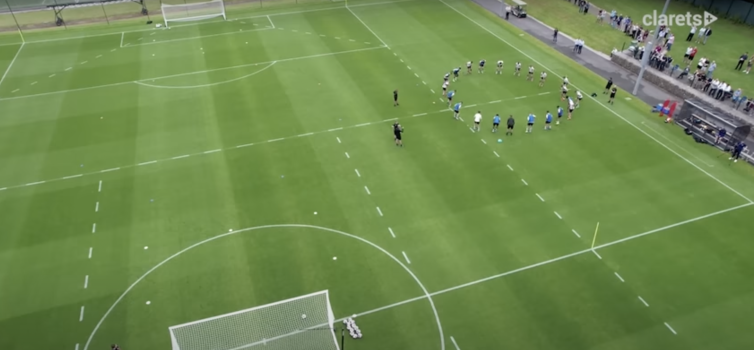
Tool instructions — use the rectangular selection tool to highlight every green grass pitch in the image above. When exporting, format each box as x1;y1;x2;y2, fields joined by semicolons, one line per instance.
1;0;754;349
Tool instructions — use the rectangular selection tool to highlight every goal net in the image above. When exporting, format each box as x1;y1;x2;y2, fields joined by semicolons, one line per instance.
162;0;226;28
168;290;340;350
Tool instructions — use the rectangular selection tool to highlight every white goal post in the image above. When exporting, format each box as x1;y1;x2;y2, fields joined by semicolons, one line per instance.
162;0;227;28
168;290;340;350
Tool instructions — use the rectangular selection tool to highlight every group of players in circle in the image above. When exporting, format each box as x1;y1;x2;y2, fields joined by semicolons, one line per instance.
391;60;620;146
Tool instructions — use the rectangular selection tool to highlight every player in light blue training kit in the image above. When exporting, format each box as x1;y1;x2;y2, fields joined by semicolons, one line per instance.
492;114;501;132
447;90;456;106
526;113;535;133
453;101;463;120
544;111;553;130
452;67;461;81
556;106;564;125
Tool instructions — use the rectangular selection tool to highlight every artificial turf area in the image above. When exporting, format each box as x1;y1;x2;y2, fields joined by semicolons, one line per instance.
1;0;754;349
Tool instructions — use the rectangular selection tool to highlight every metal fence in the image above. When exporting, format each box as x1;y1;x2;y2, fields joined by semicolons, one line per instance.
0;0;333;33
676;0;754;25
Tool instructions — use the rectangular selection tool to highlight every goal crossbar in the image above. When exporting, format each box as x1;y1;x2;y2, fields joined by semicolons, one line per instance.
162;0;226;28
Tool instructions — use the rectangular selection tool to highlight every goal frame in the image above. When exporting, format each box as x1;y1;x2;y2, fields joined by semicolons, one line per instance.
161;0;227;28
168;290;339;350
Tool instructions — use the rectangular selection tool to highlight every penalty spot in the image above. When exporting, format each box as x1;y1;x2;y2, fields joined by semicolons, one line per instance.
314;211;318;215
333;256;337;260
144;246;148;250
146;301;151;305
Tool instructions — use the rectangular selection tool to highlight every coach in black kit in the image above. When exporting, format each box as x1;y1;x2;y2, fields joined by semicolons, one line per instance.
393;122;403;147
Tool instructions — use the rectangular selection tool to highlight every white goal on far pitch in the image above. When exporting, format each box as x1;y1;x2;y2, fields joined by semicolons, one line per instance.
168;290;339;350
162;0;227;28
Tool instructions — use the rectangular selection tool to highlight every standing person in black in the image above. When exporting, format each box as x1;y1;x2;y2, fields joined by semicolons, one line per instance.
736;52;748;70
393;122;404;147
553;28;558;43
506;115;515;135
393;89;399;106
603;77;613;94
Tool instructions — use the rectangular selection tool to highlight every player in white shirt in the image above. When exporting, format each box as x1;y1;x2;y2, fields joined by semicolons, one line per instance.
560;83;569;101
466;61;473;74
496;60;504;74
473;111;482;132
562;76;570;86
575;91;583;108
527;65;535;81
567;96;575;120
441;81;449;95
514;62;522;76
539;71;547;87
444;73;450;82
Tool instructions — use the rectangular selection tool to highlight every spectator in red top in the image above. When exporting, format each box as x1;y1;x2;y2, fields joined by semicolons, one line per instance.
689;47;698;62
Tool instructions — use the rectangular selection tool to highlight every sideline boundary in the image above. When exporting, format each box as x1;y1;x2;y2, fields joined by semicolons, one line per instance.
438;0;753;204
0;43;24;89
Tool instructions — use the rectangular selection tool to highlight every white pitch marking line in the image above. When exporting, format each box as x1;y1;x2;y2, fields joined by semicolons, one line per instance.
469;127;474;132
388;227;396;238
0;42;23;88
150;32;156;36
402;251;411;264
268;138;284;142
26;181;45;186
554;211;562;219
30;81;37;85
489;100;501;103
439;98;444;102
538;92;551;95
572;229;581;238
536;193;545;202
95;202;99;212
203;149;221;154
328;127;343;131
422;81;426;85
97;180;102;192
614;272;625;282
92;223;96;233
664;322;677;335
11;89;18;93
297;132;314;137
413;113;427;117
349;39;355;41
320;34;326;37
336;137;341;143
137;38;143;41
466;104;477;107
79;306;85;322
84;275;89;289
137;160;157;166
459;117;464;121
75;344;79;350
493;151;500;157
0;188;6;191
407;66;412;70
414;73;420;78
355;169;361;177
65;67;72;71
430;89;436;93
62;174;82;179
521;179;528;186
80;61;88;65
291;29;298;32
95;55;102;58
514;96;526;99
393;52;397;56
376;206;383;216
171;155;189;159
450;336;461;350
355;122;372;127
88;247;93;259
101;167;119;173
110;49;116;52
507;164;514;171
345;152;350;159
49;74;56;78
591;249;602;259
638;296;649;307
236;143;254;148
481;139;487;144
364;186;371;195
